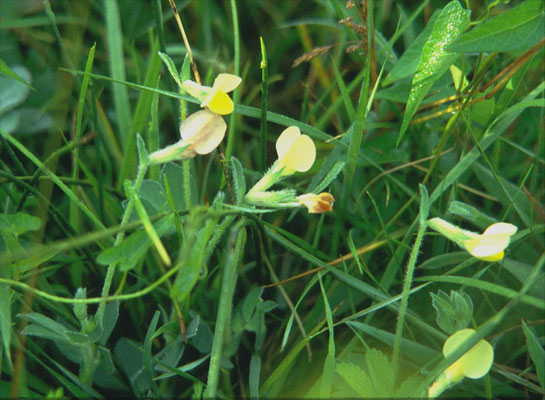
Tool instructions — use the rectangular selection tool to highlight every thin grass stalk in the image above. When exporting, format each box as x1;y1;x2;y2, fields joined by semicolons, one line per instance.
224;0;241;164
259;37;268;172
97;159;148;320
392;185;429;381
204;221;247;398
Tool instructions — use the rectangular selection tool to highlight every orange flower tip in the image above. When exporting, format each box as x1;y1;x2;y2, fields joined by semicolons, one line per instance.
297;192;335;213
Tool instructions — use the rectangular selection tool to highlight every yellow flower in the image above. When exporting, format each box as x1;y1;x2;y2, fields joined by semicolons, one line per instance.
297;192;334;213
428;329;494;398
462;223;518;262
183;74;242;115
428;218;517;262
149;110;226;164
275;126;316;175
443;329;494;382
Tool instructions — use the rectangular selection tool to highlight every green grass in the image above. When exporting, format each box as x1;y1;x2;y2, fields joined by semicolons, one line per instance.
1;0;544;398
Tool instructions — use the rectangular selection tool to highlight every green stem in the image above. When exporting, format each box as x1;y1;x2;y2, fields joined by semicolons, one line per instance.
224;0;241;163
183;159;192;209
204;221;246;398
97;160;148;320
392;185;429;381
0;261;181;304
259;36;268;172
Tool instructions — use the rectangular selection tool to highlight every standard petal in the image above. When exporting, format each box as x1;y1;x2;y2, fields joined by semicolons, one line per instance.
482;222;518;236
276;126;301;159
213;73;242;93
179;110;226;154
202;90;234;115
283;134;316;172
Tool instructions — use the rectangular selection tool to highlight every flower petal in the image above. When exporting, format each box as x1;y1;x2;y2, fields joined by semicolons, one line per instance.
179;110;226;154
276;126;301;159
182;79;207;100
201;90;234;115
443;329;494;380
482;222;518;236
464;234;510;259
283;134;316;172
213;73;242;93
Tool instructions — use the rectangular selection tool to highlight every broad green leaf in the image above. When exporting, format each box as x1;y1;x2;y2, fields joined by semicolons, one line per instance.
522;320;545;387
366;348;395;396
93;346;124;389
187;314;214;353
231;156;246;204
449;0;545;53
383;10;440;86
160;162;197;211
0;212;41;236
153;336;184;373
336;362;373;397
96;215;174;271
431;290;473;334
97;300;119;345
138;180;167;216
114;337;151;396
397;1;470;145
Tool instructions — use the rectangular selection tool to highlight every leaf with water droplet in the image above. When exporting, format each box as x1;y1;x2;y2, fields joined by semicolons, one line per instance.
448;0;545;53
397;0;470;146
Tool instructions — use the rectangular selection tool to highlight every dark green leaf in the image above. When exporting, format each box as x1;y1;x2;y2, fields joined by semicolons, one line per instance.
449;0;545;53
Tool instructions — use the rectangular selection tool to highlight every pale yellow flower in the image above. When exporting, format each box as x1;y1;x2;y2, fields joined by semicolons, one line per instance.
428;218;517;262
275;126;316;175
183;74;242;115
149;110;226;164
428;329;493;397
297;192;334;213
462;223;518;262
